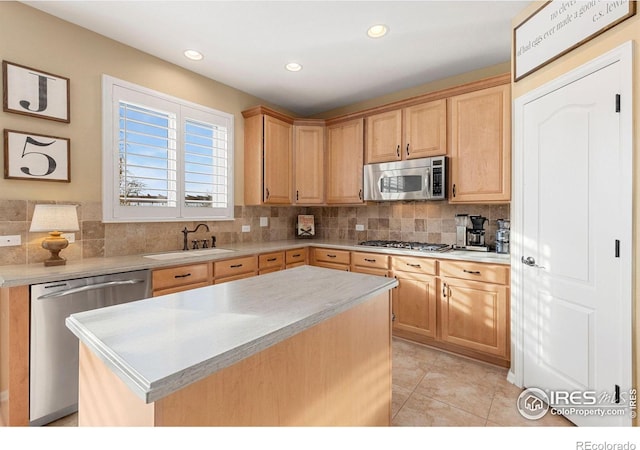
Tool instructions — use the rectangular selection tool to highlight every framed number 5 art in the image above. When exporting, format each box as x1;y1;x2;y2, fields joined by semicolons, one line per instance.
4;129;70;182
2;61;70;122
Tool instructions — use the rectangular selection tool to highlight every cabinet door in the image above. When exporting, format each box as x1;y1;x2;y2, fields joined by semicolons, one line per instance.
264;115;293;204
403;99;446;159
326;119;364;204
365;109;402;163
448;84;510;203
294;125;324;204
439;277;509;358
392;271;437;339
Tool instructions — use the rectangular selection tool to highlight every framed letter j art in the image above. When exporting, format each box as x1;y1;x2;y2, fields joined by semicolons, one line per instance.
2;60;70;122
4;129;70;182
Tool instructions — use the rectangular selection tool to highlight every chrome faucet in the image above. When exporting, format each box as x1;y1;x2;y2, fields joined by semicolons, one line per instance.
182;223;210;251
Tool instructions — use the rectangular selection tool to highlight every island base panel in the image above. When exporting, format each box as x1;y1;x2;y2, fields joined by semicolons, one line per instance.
79;291;392;426
78;343;154;426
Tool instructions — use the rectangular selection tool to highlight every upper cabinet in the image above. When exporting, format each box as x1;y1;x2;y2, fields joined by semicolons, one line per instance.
243;107;293;205
365;99;447;164
293;120;325;205
242;73;510;206
326;118;364;204
448;83;511;203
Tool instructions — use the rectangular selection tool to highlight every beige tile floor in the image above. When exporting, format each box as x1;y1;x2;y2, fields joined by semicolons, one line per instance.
48;337;573;427
391;337;573;426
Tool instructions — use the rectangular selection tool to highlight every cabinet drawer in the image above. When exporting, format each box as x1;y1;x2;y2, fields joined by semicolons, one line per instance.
313;248;350;265
152;263;211;291
259;251;284;269
286;248;307;265
391;256;437;275
439;260;509;285
351;252;389;269
214;256;258;279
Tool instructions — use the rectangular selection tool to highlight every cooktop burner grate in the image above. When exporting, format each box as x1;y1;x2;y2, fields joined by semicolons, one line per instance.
358;240;451;252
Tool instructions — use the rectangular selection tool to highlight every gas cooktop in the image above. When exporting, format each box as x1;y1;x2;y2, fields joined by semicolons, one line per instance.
358;240;451;252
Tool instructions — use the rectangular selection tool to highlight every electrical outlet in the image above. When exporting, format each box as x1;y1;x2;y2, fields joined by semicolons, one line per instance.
260;217;269;227
61;232;75;243
355;224;365;231
241;225;251;233
0;235;21;247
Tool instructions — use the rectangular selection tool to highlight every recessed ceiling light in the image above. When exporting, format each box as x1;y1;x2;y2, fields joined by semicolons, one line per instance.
184;49;204;61
285;62;303;72
367;24;388;39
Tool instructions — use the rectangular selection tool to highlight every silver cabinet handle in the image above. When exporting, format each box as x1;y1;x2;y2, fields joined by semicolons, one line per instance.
521;256;546;269
37;279;146;299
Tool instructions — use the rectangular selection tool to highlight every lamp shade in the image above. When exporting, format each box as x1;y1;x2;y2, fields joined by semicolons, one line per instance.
30;204;79;232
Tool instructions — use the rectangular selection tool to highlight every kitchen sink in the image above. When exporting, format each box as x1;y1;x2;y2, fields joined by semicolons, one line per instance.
143;248;234;260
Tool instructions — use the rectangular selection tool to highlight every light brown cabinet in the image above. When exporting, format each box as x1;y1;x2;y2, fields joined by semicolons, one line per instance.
285;248;307;268
439;260;510;360
214;256;258;284
293;121;324;204
243;107;293;205
152;263;212;296
391;255;438;340
448;83;510;203
351;251;390;277
326;118;364;204
311;247;350;271
365;99;446;164
258;251;285;275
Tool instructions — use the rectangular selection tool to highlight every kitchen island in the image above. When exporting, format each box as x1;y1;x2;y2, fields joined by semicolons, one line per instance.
65;265;397;426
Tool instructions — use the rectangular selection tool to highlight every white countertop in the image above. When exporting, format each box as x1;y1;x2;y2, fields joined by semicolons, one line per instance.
0;239;510;287
65;265;397;403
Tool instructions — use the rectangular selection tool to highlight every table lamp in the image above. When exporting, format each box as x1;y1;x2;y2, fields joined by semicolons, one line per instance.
30;204;79;266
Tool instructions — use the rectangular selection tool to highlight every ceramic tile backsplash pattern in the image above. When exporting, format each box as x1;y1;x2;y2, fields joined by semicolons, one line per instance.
310;201;510;246
0;199;509;266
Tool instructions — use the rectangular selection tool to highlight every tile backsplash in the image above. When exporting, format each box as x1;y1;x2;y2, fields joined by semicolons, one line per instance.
0;199;509;266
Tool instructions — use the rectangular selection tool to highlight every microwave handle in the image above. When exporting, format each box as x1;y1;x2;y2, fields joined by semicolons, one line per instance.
425;167;432;198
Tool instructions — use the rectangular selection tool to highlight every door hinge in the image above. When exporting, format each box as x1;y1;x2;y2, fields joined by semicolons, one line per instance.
615;384;620;404
615;239;620;258
615;94;621;113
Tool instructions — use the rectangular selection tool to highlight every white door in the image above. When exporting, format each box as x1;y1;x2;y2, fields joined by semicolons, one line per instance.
519;54;632;426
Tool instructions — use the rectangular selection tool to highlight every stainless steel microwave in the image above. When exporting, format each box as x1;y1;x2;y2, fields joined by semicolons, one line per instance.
363;156;446;201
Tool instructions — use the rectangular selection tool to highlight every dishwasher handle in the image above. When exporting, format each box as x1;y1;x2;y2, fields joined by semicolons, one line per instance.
36;279;147;299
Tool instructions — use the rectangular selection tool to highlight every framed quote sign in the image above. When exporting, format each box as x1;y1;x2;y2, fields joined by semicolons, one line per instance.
514;0;636;81
2;60;70;122
4;129;70;182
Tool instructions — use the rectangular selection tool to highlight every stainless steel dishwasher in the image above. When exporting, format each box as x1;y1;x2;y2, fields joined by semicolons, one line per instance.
29;269;151;426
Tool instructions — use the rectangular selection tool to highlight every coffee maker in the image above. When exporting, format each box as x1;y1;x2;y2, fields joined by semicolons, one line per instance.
467;215;488;251
454;214;470;249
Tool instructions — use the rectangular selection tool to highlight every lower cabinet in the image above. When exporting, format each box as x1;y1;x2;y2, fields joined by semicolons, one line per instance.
285;247;307;268
388;254;510;366
439;276;508;358
311;248;350;271
391;256;438;340
258;251;285;275
438;260;510;362
214;256;258;284
152;263;212;296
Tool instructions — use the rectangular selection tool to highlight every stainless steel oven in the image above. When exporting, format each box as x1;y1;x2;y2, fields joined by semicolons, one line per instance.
363;156;446;201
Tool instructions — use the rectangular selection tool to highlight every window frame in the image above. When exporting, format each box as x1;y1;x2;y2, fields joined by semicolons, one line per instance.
102;75;234;222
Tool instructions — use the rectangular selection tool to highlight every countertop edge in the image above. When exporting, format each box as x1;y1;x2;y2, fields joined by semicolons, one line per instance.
65;315;152;401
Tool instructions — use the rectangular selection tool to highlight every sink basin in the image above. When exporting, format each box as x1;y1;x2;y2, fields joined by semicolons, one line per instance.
143;248;234;260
